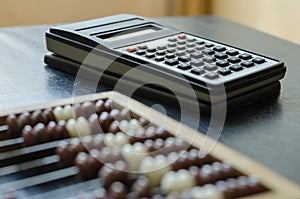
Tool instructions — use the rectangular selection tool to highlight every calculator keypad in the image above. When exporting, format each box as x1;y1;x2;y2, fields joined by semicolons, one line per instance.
118;33;276;83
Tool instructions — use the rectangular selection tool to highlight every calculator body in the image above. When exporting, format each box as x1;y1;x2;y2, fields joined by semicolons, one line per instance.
45;14;286;104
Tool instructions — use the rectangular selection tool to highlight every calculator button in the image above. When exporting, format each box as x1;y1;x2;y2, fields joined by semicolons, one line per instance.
147;47;156;52
177;46;186;51
239;53;252;60
203;56;216;63
228;57;241;63
178;34;186;39
146;53;155;58
156;50;166;56
165;59;179;66
214;53;228;60
187;38;196;42
155;56;165;62
219;68;232;75
216;60;229;67
204;64;218;71
190;52;203;59
230;64;244;71
178;63;192;70
178;56;189;62
176;51;185;56
205;72;219;79
226;50;239;56
187;43;196;48
196;46;204;51
241;61;254;67
190;67;205;75
136;50;146;55
166;53;176;59
157;45;167;50
178;40;186;45
127;47;137;52
168;43;176;48
252;57;266;64
168;37;177;42
186;48;195;53
205;43;214;48
203;49;215;55
213;46;226;52
167;48;176;53
196;41;205;45
138;45;147;50
191;60;204;67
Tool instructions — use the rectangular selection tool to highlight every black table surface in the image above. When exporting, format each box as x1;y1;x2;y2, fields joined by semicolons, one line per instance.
0;16;299;185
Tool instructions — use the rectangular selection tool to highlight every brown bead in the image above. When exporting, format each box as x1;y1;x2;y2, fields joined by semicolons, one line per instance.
82;101;95;118
104;99;112;112
99;112;113;132
119;108;131;121
95;100;105;114
6;114;20;137
138;116;150;127
70;138;86;153
144;139;155;152
110;109;121;121
18;111;32;128
155;128;171;140
56;141;77;167
22;125;37;146
216;180;235;199
247;176;266;194
75;152;101;180
45;121;56;141
31;110;44;125
91;134;105;151
32;123;47;143
56;120;69;139
132;176;152;198
74;103;84;118
109;181;127;199
41;108;55;124
108;121;120;134
89;114;102;135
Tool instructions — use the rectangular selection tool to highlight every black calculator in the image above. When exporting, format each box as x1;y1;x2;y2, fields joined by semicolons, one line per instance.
44;14;286;108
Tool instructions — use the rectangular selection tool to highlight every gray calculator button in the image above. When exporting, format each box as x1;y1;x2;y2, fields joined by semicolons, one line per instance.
191;60;204;67
155;56;165;62
176;51;185;56
146;53;155;58
168;37;177;42
166;53;176;59
138;45;147;50
204;64;218;71
187;43;195;48
190;67;205;75
186;48;195;53
178;40;186;45
187;38;196;42
167;48;176;53
157;45;167;50
203;56;216;63
168;43;176;47
156;50;166;55
205;72;219;79
177;46;185;51
190;52;203;59
196;46;204;51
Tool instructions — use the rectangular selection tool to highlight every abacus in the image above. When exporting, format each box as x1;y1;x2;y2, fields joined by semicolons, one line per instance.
0;91;299;198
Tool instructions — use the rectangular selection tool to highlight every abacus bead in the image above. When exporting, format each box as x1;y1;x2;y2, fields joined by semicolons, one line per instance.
66;119;78;137
56;120;69;139
91;134;105;150
108;121;120;134
22;125;37;146
6;114;20;137
132;176;152;198
120;108;131;121
53;106;65;121
93;187;106;199
32;123;47;143
46;121;57;141
104;99;112;112
139;116;150;127
41;108;55;123
31;110;44;125
56;141;77;167
89;114;102;135
110;109;121;121
18;111;32;128
76;117;91;137
74;103;84;118
95;100;105;114
82;101;95;118
63;104;74;120
109;182;127;199
99;112;113;132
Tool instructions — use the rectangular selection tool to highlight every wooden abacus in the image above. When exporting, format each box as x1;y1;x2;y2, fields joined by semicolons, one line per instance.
0;91;299;199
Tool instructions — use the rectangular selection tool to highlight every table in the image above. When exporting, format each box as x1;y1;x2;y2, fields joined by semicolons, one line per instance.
0;16;299;185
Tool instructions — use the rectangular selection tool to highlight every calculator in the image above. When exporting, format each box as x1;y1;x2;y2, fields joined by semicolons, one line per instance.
45;14;286;106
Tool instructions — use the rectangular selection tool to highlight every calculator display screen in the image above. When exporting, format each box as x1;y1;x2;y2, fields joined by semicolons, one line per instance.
99;26;160;42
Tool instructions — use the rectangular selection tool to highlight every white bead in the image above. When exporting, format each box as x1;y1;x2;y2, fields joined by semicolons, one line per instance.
53;106;65;121
128;119;141;131
139;155;171;186
190;185;224;199
161;169;196;194
119;120;129;133
66;119;78;137
104;133;115;148
63;105;74;120
114;132;129;148
76;117;91;137
122;142;148;172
